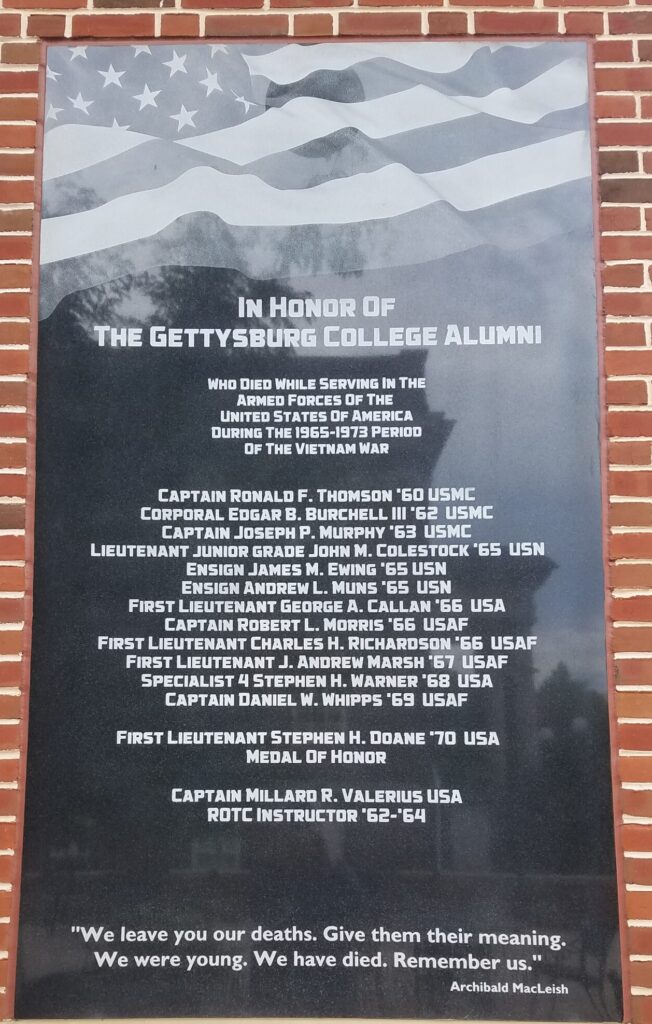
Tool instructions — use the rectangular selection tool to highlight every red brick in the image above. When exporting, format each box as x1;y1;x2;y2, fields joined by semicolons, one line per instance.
0;788;18;819
0;385;26;409
611;626;652;652
426;12;469;32
601;150;634;175
0;14;20;35
0;693;21;719
610;10;652;32
0;270;30;293
0;239;32;263
0;607;21;636
0;758;20;784
273;0;342;5
0;476;26;499
596;98;637;124
614;659;650;684
0;671;22;697
597;67;652;91
6;0;85;6
294;13;334;35
609;440;652;466
621;789;652;818
609;410;652;437
600;207;641;233
598;124;652;149
0;153;34;177
0;534;25;560
595;39;634;62
0;506;27;531
72;14;155;37
603;263;644;288
0;447;27;474
614;532;652;557
623;822;652;849
640;40;652;62
0;720;19;745
0;211;33;234
0;297;29;320
182;0;263;6
0;183;34;209
606;293;652;317
0;325;29;346
27;15;66;38
0;415;26;440
451;0;532;6
0;350;28;374
340;11;421;34
610;502;652;527
614;595;652;620
604;320;646;346
612;534;652;560
94;0;173;6
629;931;652;959
362;0;439;5
627;891;652;921
160;14;200;36
629;961;652;988
607;378;648;405
564;12;604;33
612;565;652;591
0;633;21;658
1;41;40;64
205;13;288;35
474;11;557;32
0;888;13;919
618;724;652;749
0;72;37;94
601;346;646;378
617;691;652;717
0;126;36;149
604;237;652;263
0;567;22;593
0;859;17;890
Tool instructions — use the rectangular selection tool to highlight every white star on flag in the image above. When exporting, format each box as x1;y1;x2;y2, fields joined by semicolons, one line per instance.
112;118;131;130
69;46;87;61
46;104;63;121
132;45;151;56
133;84;160;110
69;92;93;114
46;66;60;81
170;104;197;132
210;45;229;57
233;94;255;115
199;69;222;96
98;64;125;88
163;51;187;77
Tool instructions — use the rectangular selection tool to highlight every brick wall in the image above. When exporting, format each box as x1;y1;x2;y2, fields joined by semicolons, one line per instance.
0;1;647;1020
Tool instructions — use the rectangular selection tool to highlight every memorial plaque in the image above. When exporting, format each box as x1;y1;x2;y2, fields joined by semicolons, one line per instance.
17;40;621;1021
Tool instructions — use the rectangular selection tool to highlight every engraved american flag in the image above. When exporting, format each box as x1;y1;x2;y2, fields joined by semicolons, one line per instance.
39;40;591;319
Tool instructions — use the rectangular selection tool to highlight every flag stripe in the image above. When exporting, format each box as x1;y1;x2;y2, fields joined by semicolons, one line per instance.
43;107;586;219
40;131;589;266
256;41;579;108
241;41;525;84
178;61;587;167
39;179;590;321
43;123;153;182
